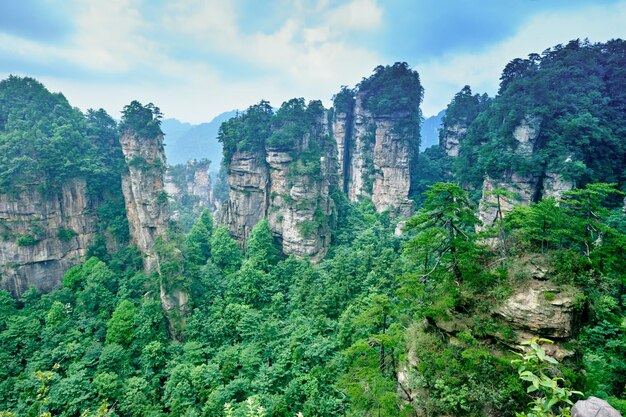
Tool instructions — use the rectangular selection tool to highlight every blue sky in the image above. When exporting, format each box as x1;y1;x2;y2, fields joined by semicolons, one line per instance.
1;0;625;123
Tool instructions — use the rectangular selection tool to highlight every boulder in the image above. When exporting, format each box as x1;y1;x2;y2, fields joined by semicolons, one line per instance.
572;397;622;417
496;281;575;338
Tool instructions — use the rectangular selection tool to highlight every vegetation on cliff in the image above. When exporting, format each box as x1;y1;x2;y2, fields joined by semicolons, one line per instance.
0;76;125;194
1;38;626;417
456;39;626;191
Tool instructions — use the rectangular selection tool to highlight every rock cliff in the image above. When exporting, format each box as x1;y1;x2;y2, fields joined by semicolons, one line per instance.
165;159;214;223
0;179;97;296
120;131;170;273
221;106;334;261
335;90;417;218
477;115;574;229
439;123;465;157
221;150;269;243
219;64;423;260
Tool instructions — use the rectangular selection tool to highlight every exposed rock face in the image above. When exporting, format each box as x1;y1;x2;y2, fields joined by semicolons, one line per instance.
512;115;542;153
222;113;335;261
120;132;170;273
477;115;575;229
572;397;622;417
439;123;466;157
221;150;269;243
165;159;214;221
543;172;574;200
346;94;374;201
477;172;539;229
496;280;575;338
371;117;414;217
265;148;333;262
342;92;416;217
332;110;351;193
0;179;97;296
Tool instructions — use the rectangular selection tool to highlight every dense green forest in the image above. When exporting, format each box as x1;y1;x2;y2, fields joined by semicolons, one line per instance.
1;39;626;417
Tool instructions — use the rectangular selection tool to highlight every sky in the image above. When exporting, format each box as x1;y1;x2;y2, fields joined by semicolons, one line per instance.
1;0;625;123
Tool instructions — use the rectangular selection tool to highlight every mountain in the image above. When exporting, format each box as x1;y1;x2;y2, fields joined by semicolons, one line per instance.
162;110;237;168
420;109;445;151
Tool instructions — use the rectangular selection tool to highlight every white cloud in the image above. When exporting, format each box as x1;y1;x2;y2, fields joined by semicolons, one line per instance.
417;1;626;116
327;0;383;31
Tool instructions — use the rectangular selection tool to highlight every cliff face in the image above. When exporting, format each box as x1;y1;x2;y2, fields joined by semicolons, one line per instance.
0;179;97;296
439;123;465;157
477;116;573;229
165;159;214;222
221;150;269;243
338;92;416;217
221;110;335;261
120;131;170;273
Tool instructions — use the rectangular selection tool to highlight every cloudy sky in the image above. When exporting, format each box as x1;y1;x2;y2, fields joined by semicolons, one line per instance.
1;0;625;123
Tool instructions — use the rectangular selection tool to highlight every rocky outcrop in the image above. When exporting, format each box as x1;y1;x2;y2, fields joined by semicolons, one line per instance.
221;150;269;243
221;111;335;261
477;172;539;229
572;397;622;417
496;280;575;339
341;92;416;217
371;117;414;217
512;115;542;153
0;179;97;296
165;159;214;221
439;123;466;157
346;94;375;201
265;147;333;262
477;115;574;229
120;131;170;273
331;110;351;193
543;172;574;200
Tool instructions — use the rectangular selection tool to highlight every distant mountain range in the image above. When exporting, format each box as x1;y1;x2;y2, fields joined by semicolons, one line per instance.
420;109;445;151
161;110;238;169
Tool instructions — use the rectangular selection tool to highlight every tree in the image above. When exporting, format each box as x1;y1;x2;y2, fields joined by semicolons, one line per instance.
105;300;138;347
245;219;280;271
119;100;163;139
404;182;479;284
186;211;213;266
211;227;243;274
560;183;624;258
483;188;519;256
511;338;582;417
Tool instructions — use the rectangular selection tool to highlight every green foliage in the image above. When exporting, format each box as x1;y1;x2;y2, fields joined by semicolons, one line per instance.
211;226;243;274
404;182;480;284
245;219;280;271
0;77;126;194
185;210;213;266
511;338;583;417
358;62;423;116
440;85;491;131
119;100;163;139
56;228;77;242
332;86;355;115
219;100;273;165
105;300;138;347
16;234;38;247
456;39;626;190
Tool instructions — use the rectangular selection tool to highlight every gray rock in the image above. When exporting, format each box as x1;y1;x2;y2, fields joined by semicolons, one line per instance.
572;397;622;417
496;280;575;338
120;131;170;274
0;178;98;296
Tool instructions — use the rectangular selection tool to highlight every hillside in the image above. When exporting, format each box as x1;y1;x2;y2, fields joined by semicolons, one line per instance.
0;39;625;417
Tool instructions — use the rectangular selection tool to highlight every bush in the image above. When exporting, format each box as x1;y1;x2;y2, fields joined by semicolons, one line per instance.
57;228;77;242
16;234;38;246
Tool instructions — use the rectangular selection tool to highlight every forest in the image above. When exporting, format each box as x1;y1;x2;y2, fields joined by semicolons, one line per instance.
0;39;625;417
